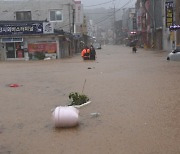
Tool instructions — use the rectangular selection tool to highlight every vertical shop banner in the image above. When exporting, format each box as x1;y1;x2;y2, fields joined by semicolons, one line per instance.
133;17;137;30
137;9;142;31
28;43;57;53
165;1;174;28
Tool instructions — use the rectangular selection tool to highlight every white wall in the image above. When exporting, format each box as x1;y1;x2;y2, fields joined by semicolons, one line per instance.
0;0;75;32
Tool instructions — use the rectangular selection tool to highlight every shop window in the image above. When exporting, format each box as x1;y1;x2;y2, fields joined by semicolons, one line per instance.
50;10;62;21
2;37;23;43
16;11;32;21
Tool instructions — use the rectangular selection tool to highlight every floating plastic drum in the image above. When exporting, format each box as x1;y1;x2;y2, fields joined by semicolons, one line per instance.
52;106;79;128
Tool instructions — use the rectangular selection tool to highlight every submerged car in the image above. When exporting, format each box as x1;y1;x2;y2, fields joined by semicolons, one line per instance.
129;40;138;47
93;42;101;49
167;49;180;61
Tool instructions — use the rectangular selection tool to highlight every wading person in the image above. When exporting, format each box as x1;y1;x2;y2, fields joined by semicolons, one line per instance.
89;45;96;60
132;45;137;53
81;46;90;60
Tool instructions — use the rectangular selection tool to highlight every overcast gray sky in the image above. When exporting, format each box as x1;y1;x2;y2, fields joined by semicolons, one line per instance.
81;0;137;9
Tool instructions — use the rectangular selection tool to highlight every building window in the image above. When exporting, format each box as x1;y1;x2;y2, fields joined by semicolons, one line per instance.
50;10;62;21
16;11;32;21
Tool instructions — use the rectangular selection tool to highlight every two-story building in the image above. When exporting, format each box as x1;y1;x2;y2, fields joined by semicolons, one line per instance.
0;0;84;60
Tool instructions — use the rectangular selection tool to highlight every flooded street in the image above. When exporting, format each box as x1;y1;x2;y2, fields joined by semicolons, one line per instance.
0;45;180;154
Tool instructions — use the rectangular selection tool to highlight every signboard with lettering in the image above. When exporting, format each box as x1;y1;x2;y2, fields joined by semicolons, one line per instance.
28;43;57;53
165;1;174;28
0;23;43;35
169;25;180;31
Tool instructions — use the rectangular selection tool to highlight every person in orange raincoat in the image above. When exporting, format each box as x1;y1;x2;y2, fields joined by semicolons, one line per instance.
81;46;90;60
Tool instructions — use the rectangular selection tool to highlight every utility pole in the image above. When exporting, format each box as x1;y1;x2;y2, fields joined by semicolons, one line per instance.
152;0;155;48
72;8;75;33
113;0;116;44
68;3;71;33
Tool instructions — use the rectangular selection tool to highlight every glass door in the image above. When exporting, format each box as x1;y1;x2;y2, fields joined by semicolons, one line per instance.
6;43;15;58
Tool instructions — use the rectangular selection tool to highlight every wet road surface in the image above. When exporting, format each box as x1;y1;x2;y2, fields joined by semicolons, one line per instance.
0;45;180;154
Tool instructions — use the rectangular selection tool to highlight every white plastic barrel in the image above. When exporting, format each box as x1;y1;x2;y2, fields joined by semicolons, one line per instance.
52;106;79;128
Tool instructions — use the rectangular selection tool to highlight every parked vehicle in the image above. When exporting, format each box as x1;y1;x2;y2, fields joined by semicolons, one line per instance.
129;39;138;47
93;42;101;49
167;49;180;61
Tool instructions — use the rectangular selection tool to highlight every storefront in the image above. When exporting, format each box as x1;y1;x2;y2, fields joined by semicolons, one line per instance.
1;37;24;59
28;42;57;59
0;21;60;60
0;21;79;61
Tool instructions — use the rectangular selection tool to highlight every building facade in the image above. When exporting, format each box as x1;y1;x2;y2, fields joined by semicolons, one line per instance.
121;8;137;46
0;0;85;61
133;0;180;52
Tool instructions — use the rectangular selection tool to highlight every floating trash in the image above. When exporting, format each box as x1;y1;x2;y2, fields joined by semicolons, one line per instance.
9;84;20;88
72;101;91;108
90;112;100;118
52;106;79;128
68;92;89;106
44;57;51;60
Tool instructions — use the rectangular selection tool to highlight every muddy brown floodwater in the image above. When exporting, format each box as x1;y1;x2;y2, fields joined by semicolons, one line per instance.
0;45;180;154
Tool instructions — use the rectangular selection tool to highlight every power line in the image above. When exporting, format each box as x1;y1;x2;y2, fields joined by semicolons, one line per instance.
93;14;112;23
85;12;110;15
95;0;133;25
116;0;122;8
84;0;114;8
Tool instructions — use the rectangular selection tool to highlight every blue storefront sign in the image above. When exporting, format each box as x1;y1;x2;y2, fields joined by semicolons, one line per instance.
0;23;43;35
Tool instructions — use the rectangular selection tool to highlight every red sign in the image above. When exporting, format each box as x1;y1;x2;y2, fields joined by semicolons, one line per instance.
17;50;23;58
28;43;57;53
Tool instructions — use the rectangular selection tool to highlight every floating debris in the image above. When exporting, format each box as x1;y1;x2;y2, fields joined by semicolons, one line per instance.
73;101;91;108
9;84;20;88
90;112;100;118
52;106;79;128
68;92;89;106
44;57;51;60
